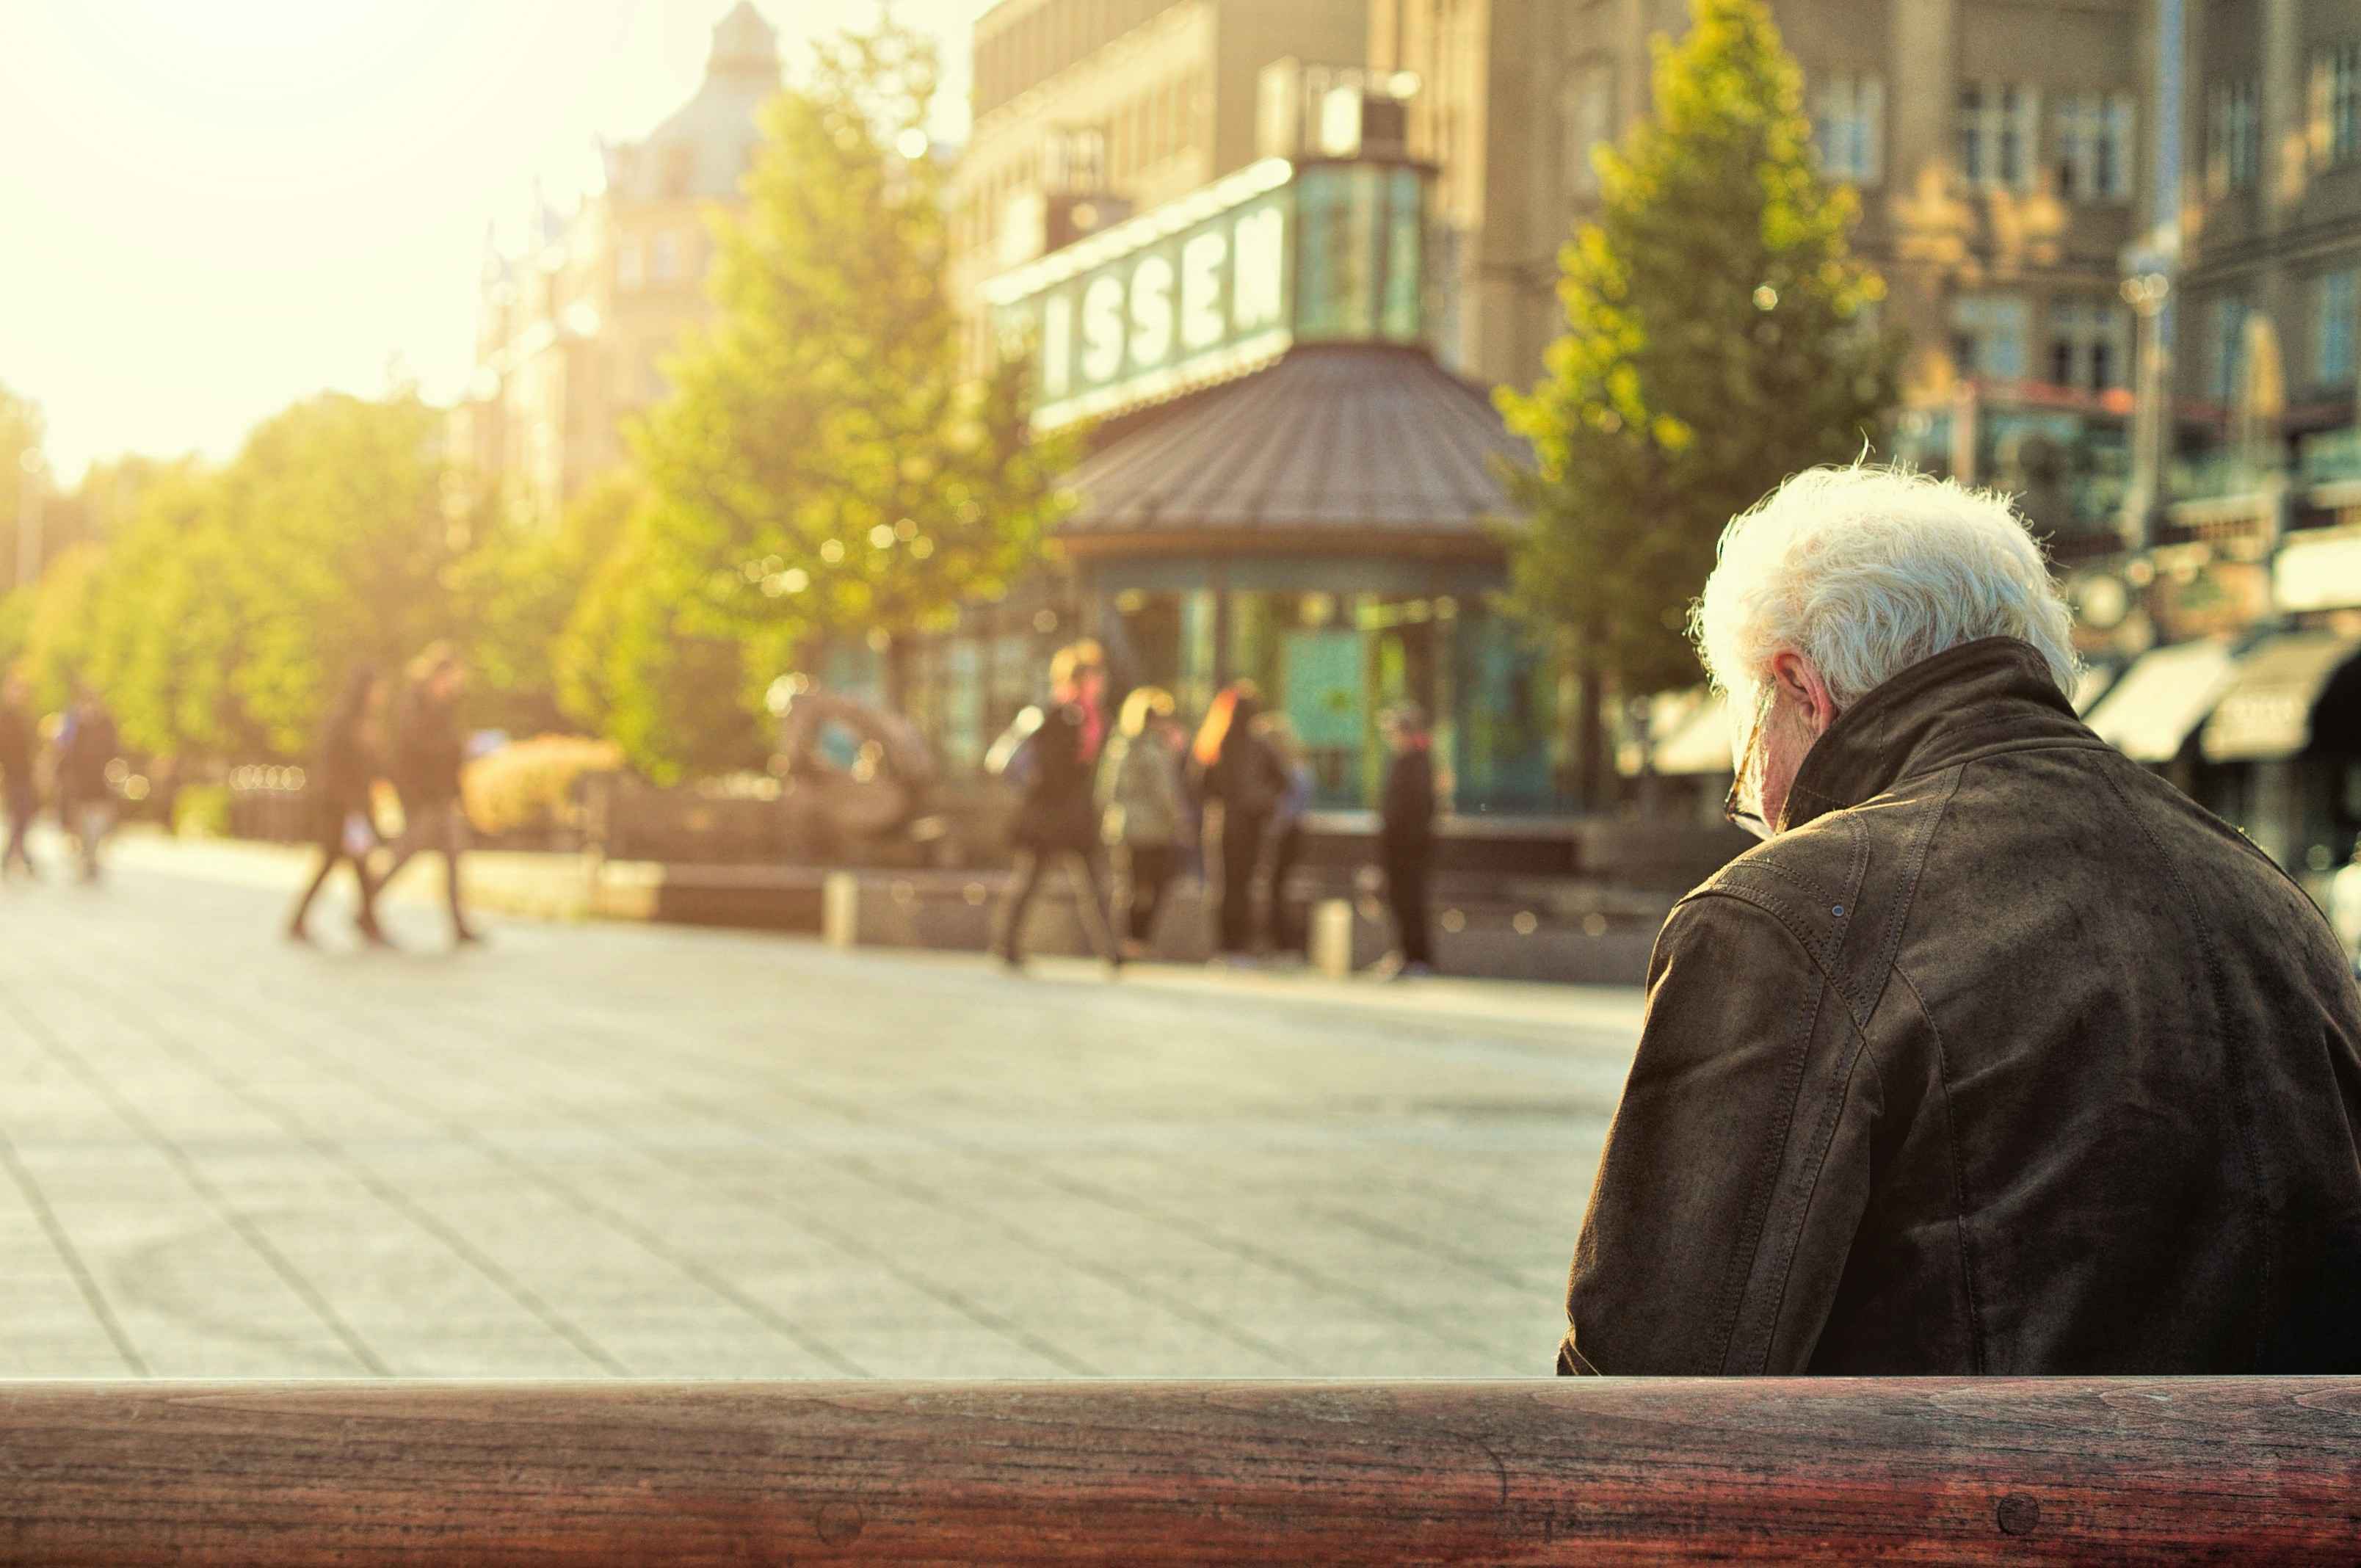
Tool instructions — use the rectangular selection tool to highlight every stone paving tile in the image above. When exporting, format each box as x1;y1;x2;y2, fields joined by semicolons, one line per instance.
0;838;1647;1379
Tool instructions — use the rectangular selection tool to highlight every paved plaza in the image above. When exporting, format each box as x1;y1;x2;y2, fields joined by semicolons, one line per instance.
0;835;1646;1380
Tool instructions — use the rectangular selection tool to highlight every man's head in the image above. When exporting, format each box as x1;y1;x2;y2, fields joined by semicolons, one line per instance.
1048;639;1104;707
411;642;467;703
1380;703;1429;754
1694;465;2078;836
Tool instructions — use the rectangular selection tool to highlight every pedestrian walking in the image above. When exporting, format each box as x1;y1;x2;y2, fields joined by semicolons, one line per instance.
1192;683;1288;959
1255;711;1315;957
0;675;40;879
989;640;1122;973
54;686;117;883
1098;685;1189;960
286;664;391;946
1561;463;2361;1377
377;644;482;945
1373;703;1437;978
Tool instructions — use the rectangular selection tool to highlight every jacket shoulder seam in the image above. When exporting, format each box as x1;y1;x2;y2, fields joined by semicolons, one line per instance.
1889;960;1990;1374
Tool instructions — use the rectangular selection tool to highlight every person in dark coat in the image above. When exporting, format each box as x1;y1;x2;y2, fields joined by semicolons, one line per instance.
1192;683;1288;959
990;640;1121;972
0;675;39;879
54;686;118;883
1375;703;1437;978
376;644;481;945
1562;464;2361;1377
287;664;391;945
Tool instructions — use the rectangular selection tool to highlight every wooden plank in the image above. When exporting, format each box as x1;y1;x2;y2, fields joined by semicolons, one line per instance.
0;1379;2356;1564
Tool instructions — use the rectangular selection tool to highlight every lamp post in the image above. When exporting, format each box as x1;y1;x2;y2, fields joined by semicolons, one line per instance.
12;449;43;593
2120;266;2172;553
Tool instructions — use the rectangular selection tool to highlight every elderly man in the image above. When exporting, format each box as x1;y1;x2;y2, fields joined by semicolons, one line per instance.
1562;465;2361;1376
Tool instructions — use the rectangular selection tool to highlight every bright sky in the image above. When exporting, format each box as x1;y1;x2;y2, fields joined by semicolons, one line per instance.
0;1;977;483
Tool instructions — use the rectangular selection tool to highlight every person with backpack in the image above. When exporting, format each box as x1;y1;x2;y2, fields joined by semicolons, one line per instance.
988;640;1122;973
54;686;118;883
377;643;482;945
0;675;40;879
287;664;392;946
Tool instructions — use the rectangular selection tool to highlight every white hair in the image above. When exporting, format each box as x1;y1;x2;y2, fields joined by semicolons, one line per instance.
1692;464;2080;711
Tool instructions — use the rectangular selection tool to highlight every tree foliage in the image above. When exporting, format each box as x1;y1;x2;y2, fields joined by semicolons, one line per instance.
631;15;1072;704
551;482;769;784
1497;0;1901;788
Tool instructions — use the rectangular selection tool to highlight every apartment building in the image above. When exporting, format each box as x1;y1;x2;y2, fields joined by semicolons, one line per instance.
456;3;779;523
1370;0;2153;529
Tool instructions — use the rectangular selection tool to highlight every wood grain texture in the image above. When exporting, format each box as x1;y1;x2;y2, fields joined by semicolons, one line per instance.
0;1379;2355;1564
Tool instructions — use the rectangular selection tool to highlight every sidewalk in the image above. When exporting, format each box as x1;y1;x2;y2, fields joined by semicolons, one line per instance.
0;827;1641;1380
102;827;1650;1037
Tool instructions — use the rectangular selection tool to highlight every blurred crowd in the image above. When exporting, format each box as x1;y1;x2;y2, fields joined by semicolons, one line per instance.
987;639;1436;979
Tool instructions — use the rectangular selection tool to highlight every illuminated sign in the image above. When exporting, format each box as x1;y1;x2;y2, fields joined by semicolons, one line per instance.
986;157;1429;429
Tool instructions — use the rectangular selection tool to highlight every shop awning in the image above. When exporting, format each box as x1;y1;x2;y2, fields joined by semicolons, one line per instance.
1060;345;1526;542
2199;632;2361;762
2083;639;2239;763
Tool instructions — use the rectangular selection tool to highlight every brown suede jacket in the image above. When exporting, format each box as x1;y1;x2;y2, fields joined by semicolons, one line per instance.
1562;636;2361;1375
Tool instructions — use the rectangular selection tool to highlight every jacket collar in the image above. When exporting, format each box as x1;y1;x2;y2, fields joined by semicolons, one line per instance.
1779;637;2087;832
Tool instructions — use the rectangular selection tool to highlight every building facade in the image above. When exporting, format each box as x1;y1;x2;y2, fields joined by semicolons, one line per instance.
950;0;1368;369
455;3;781;525
2062;0;2361;899
1371;0;2153;536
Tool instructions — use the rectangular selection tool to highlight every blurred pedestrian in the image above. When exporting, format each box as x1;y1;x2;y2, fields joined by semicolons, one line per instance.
1192;682;1288;959
287;664;391;946
989;640;1121;973
1373;703;1436;979
0;674;39;879
54;686;118;883
1255;711;1315;957
377;643;482;945
1098;684;1188;961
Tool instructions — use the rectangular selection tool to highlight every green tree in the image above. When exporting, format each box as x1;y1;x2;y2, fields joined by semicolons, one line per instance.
1496;0;1900;806
214;391;478;753
631;15;1072;725
554;501;769;784
0;382;45;592
14;541;104;708
456;467;638;736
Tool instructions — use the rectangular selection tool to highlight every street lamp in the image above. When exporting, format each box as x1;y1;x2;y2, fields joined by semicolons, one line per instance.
13;448;43;593
2119;258;2174;553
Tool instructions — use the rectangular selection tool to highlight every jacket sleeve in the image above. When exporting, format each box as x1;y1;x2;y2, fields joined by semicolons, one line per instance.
1560;892;1875;1376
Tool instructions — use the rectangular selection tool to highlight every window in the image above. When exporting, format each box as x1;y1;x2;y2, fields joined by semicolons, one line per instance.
1951;293;2031;380
1813;73;1885;184
651;231;681;284
2208;79;2260;192
2053;92;2135;200
2210;293;2251;403
661;143;694;199
1562;62;1615;197
2047;297;2129;391
2318;269;2358;388
1959;82;2039;191
2317;43;2361;167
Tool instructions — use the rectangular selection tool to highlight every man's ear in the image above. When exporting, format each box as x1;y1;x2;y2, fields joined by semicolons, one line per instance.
1769;650;1840;738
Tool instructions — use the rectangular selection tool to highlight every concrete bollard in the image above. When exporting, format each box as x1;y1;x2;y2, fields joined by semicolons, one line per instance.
822;871;860;949
1310;898;1356;979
